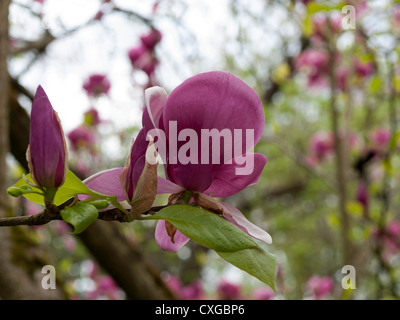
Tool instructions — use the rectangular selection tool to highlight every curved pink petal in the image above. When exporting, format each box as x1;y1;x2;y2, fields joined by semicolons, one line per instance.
162;71;265;192
157;177;184;194
220;201;272;244
83;168;126;202
203;153;267;197
155;220;190;253
145;86;167;129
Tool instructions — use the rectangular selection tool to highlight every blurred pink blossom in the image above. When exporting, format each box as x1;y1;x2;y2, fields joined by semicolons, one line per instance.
84;108;102;126
251;287;275;300
354;59;374;78
181;280;204;300
306;131;335;165
68;125;97;152
83;74;111;97
217;280;242;300
164;275;204;300
312;12;342;41
128;45;159;77
369;127;391;151
394;5;400;27
355;181;369;212
336;68;348;91
295;49;330;88
373;221;400;255
87;275;123;300
140;29;162;50
305;275;334;299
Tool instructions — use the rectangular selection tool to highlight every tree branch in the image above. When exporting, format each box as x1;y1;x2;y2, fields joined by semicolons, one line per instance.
0;202;174;227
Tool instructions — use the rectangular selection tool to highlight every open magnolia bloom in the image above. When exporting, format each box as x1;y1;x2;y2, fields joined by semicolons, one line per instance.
85;71;271;252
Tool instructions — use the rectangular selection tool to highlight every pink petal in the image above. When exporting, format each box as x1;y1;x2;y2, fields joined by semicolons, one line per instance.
203;153;267;197
83;168;126;202
145;86;167;129
162;71;265;192
220;201;272;244
157;177;184;194
29;85;67;188
155;220;190;253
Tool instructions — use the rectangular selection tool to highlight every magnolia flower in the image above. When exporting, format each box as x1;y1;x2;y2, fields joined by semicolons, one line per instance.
305;131;335;166
140;29;162;50
67;125;97;152
83;74;111;97
251;287;275;300
372;220;400;255
355;181;369;212
84;71;271;252
369;127;391;151
394;5;400;27
305;275;334;299
27;86;68;190
354;59;374;78
312;12;342;41
128;45;159;77
84;108;102;126
295;49;330;88
164;275;204;300
217;280;242;300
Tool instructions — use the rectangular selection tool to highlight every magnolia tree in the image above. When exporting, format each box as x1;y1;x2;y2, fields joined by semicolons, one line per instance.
6;71;277;291
0;0;400;300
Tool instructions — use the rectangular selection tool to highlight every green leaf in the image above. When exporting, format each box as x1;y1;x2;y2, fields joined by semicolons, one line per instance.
60;203;99;234
144;205;276;289
144;205;258;252
7;185;41;197
12;170;113;206
217;247;276;291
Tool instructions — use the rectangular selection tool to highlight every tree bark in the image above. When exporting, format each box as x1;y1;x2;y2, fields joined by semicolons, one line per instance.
0;0;63;300
79;221;175;300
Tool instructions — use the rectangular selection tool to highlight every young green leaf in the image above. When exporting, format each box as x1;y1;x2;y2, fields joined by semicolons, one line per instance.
60;202;99;234
144;205;258;252
144;204;276;289
217;247;276;291
11;170;116;206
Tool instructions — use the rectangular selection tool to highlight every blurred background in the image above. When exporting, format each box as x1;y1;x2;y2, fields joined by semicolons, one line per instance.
0;0;399;300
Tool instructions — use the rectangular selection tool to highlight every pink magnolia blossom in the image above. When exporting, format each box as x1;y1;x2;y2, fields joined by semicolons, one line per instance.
373;221;400;255
354;59;374;78
394;5;400;27
67;125;97;152
128;45;159;77
306;131;335;165
87;275;123;300
84;108;102;126
251;287;275;300
295;49;329;88
164;275;204;300
83;71;271;253
140;29;162;50
355;181;369;212
369;127;391;150
336;68;348;92
27;86;68;189
82;74;111;97
217;280;242;300
312;12;342;41
305;275;334;299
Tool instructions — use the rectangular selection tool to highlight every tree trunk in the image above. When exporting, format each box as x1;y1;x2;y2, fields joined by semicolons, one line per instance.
0;0;63;300
79;221;175;300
